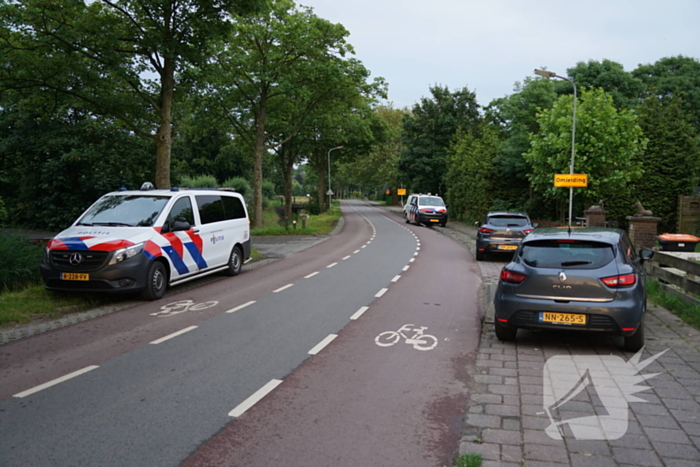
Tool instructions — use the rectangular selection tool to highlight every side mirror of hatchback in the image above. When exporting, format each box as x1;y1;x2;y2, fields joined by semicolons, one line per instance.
639;248;654;263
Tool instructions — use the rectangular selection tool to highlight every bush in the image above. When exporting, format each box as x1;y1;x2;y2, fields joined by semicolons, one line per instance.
0;232;44;291
179;174;219;188
262;180;276;199
222;177;251;197
0;197;6;226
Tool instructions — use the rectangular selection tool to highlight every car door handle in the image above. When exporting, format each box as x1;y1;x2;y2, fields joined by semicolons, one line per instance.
192;228;200;234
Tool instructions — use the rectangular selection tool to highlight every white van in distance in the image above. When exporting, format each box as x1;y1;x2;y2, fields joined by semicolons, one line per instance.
40;183;251;300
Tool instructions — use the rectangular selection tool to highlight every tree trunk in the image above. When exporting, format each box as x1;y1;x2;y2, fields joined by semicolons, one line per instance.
155;58;175;189
252;99;266;228
284;153;294;221
317;150;327;212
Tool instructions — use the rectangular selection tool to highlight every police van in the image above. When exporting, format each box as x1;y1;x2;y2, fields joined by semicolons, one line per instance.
40;183;251;300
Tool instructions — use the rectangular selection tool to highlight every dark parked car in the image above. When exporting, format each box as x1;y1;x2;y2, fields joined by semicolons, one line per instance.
492;227;653;351
475;211;535;261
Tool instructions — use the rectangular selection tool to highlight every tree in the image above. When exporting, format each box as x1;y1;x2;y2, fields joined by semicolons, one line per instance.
192;0;382;226
446;123;499;222
335;105;407;201
485;77;557;212
635;94;700;232
524;88;646;223
564;59;643;109
398;85;480;196
633;56;700;133
0;0;266;189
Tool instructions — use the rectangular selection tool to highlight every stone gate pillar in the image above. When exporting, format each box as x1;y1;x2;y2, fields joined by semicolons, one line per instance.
626;216;661;249
585;205;607;227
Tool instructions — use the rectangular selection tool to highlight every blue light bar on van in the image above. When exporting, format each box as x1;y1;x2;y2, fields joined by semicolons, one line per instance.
118;187;127;191
170;187;179;191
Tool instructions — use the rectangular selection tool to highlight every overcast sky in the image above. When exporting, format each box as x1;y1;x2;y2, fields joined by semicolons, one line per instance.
298;0;700;109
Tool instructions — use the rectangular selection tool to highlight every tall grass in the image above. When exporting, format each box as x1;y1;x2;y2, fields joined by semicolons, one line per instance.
0;232;45;291
647;279;700;329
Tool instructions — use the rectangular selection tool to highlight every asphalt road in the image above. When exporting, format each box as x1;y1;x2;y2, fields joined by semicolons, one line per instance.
0;201;483;466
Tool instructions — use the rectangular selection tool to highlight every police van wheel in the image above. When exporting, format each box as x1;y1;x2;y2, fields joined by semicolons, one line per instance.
226;246;243;276
142;261;167;300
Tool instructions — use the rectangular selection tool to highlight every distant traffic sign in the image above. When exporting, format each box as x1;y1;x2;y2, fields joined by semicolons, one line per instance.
397;188;407;196
326;189;334;196
554;174;588;187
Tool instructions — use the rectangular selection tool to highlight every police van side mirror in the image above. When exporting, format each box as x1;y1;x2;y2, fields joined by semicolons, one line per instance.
172;220;191;231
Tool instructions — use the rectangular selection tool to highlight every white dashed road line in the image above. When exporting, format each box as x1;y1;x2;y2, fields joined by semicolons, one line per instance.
342;255;351;260
326;262;338;269
226;301;256;314
308;334;338;355
150;326;198;345
403;265;410;271
392;275;401;282
304;272;319;278
228;379;283;418
375;288;388;298
14;365;100;398
350;306;369;320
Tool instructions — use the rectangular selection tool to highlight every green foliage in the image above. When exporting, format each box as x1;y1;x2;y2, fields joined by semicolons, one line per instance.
0;232;44;291
446;124;499;222
399;85;481;195
454;453;482;467
262;180;277;199
0;105;154;231
0;197;6;226
180;175;219;188
223;177;252;198
647;279;700;330
525;88;646;223
633;56;700;133
565;59;643;109
635;94;700;232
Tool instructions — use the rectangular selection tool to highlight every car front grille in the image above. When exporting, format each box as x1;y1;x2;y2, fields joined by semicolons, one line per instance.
50;250;109;272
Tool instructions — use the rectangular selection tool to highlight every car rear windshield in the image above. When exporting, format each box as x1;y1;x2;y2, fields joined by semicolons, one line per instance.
419;197;445;207
520;240;615;269
77;195;169;227
488;215;529;227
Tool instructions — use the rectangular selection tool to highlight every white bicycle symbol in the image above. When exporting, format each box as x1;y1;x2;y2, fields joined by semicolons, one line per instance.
150;299;218;318
375;324;438;351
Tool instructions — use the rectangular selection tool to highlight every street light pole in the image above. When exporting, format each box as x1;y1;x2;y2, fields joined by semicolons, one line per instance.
327;145;343;211
534;68;577;229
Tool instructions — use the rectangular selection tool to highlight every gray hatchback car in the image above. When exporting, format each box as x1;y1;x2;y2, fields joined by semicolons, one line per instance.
493;227;653;351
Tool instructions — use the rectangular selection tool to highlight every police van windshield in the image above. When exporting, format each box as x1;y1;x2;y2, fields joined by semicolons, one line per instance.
77;195;169;227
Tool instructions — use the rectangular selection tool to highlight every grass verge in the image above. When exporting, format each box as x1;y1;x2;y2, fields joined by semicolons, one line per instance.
646;279;700;330
251;204;341;236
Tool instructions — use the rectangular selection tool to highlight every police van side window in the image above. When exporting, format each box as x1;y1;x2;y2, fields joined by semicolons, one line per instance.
196;195;226;224
168;197;195;227
221;195;246;220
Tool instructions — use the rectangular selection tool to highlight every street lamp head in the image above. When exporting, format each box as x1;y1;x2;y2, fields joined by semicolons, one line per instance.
534;68;557;78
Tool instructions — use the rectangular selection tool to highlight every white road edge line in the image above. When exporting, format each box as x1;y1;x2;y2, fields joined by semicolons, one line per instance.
392;275;401;282
342;255;351;260
410;258;415;263
226;301;256;314
354;249;361;254
403;265;410;271
376;288;388;298
361;245;367;249
228;379;283;418
14;365;100;398
326;262;338;269
273;284;294;293
150;326;198;345
305;272;319;278
350;306;369;320
308;334;338;355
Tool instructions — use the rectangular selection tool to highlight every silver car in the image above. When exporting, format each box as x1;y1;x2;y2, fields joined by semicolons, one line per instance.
493;227;653;351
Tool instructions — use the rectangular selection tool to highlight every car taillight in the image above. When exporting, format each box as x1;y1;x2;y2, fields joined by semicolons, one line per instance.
523;229;533;235
479;227;493;234
600;273;636;287
500;269;527;284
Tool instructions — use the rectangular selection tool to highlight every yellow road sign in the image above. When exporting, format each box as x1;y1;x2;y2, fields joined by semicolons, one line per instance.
554;174;588;187
397;188;407;196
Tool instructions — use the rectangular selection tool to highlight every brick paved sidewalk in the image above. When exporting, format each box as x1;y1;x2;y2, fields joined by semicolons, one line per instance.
378;204;700;466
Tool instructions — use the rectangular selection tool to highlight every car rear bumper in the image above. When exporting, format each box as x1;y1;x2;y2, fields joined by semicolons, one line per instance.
477;238;522;253
493;289;644;336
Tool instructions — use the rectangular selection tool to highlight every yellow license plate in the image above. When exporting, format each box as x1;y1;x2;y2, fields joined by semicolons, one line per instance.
540;312;586;325
430;219;440;222
498;244;518;250
61;273;89;281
